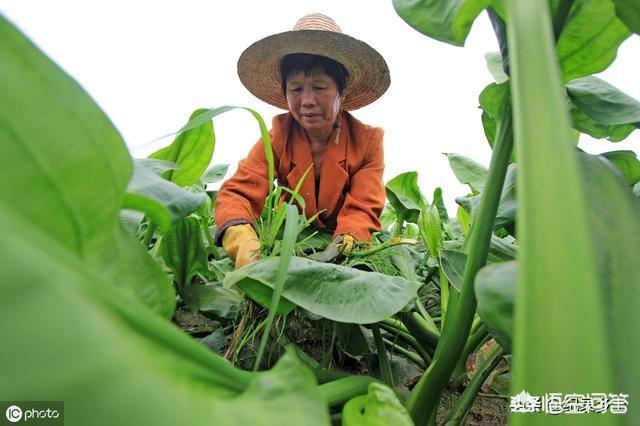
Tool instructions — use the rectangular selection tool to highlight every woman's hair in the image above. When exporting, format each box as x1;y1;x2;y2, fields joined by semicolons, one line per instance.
280;53;349;96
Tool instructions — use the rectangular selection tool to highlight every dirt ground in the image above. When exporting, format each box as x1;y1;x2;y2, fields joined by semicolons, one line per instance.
437;388;509;425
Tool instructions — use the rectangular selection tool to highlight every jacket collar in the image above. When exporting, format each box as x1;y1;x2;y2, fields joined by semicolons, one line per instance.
283;111;349;224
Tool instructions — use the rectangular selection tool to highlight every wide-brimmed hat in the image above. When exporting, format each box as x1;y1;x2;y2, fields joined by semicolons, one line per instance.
237;13;390;111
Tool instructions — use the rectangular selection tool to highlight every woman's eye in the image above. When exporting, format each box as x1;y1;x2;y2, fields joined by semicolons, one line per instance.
290;87;302;93
314;86;326;91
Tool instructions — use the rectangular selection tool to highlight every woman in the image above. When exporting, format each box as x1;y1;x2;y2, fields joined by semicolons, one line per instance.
215;13;390;268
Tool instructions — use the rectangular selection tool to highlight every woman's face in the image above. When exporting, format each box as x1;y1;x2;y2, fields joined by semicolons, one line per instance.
285;70;341;138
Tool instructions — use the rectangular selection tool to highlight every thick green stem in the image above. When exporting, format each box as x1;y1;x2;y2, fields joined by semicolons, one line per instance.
392;220;403;237
349;237;415;257
383;337;427;369
439;266;449;324
319;376;379;407
142;222;157;249
407;97;513;425
379;326;433;365
551;0;574;41
372;324;394;387
382;317;410;333
451;323;489;387
400;312;439;349
444;345;505;425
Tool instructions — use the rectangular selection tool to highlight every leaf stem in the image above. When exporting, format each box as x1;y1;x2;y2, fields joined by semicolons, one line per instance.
444;345;505;425
372;324;394;387
406;94;513;424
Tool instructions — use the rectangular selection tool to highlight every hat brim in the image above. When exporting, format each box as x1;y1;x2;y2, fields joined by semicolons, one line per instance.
237;30;390;111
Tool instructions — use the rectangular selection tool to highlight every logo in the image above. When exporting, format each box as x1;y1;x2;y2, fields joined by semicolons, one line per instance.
1;402;63;425
5;406;22;423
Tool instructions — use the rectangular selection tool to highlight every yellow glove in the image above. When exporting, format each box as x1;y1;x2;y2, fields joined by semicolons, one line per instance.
341;234;355;255
222;224;261;269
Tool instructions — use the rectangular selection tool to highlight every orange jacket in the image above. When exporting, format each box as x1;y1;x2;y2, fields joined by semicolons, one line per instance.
214;110;385;243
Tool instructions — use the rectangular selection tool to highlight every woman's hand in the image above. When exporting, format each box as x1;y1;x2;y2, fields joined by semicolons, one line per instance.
222;224;261;269
341;234;355;255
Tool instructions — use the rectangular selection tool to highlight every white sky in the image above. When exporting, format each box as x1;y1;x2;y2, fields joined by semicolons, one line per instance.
2;0;639;214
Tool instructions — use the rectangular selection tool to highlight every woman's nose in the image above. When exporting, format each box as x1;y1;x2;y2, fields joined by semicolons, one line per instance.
300;89;316;107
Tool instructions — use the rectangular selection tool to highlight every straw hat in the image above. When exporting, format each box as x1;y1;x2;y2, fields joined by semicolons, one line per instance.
237;13;390;111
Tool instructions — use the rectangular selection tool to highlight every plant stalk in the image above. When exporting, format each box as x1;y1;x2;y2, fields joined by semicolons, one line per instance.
406;96;513;425
383;337;427;368
372;324;394;387
142;222;157;249
444;344;505;425
378;323;432;364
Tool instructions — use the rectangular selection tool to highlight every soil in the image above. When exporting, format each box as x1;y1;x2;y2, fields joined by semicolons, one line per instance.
173;306;510;425
437;388;509;425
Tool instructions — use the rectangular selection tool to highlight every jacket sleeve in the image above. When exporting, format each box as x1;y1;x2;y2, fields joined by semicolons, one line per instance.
214;136;272;245
334;128;385;241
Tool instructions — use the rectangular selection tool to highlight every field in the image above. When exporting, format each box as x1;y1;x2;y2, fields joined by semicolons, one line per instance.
1;1;639;425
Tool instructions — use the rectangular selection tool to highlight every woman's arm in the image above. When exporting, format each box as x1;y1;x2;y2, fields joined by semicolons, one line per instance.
214;137;272;245
334;128;386;241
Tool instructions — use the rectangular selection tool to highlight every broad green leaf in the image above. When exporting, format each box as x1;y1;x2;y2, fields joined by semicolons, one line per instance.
476;150;640;407
455;163;517;229
569;103;636;141
507;0;614;419
167;105;276;194
440;249;467;292
444;234;517;263
123;160;208;232
149;108;215;186
180;282;241;319
138;158;180;175
475;261;516;352
120;209;144;236
445;153;488;194
160;216;210;289
479;82;512;156
485;51;510;84
392;0;493;46
432;187;449;223
385;171;426;224
566;76;640;126
0;206;329;426
0;17;174;317
202;163;230;184
342;383;413;426
579;151;640;405
600;150;640;185
556;0;631;82
418;204;443;258
614;0;640;34
389;244;423;283
223;257;420;324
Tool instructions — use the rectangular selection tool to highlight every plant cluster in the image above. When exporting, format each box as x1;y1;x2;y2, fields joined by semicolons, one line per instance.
1;1;639;425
